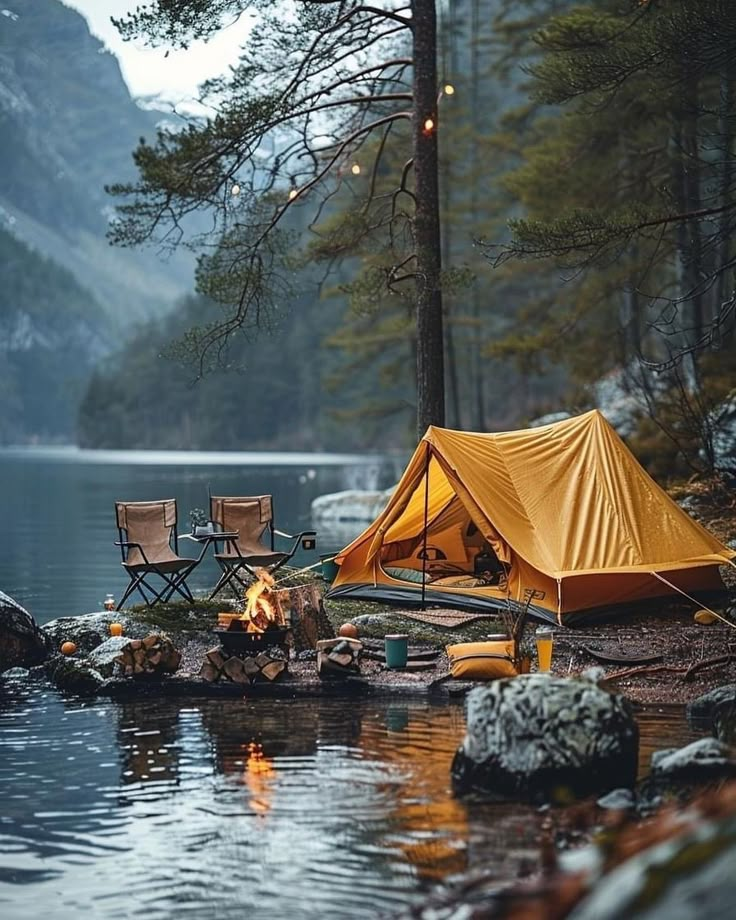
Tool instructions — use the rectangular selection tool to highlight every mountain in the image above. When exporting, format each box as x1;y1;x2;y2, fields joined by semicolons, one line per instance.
0;0;192;322
0;225;114;442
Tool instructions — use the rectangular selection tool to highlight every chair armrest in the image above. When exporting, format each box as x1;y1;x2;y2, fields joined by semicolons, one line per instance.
115;540;150;564
274;529;317;554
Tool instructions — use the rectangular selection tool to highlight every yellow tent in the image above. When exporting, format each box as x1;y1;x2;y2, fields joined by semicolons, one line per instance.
329;410;734;624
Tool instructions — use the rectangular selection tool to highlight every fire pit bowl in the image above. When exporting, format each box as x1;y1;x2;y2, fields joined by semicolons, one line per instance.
214;625;289;656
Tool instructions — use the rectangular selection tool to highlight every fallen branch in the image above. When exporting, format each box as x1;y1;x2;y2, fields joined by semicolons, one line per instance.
684;654;732;681
606;654;732;683
605;663;687;682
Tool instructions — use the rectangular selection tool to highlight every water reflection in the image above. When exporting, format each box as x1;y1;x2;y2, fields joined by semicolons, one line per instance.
0;682;707;920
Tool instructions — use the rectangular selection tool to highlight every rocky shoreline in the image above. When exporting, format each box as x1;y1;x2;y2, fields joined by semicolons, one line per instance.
4;584;736;920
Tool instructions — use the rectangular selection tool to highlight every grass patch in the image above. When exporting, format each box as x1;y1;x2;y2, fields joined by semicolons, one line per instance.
127;599;225;636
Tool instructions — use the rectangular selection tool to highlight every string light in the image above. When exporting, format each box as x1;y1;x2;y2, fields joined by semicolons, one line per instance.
423;117;435;133
288;187;298;200
231;183;241;196
351;163;361;175
443;83;455;95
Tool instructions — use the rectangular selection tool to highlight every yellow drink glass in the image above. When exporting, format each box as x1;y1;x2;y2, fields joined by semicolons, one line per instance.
535;626;554;672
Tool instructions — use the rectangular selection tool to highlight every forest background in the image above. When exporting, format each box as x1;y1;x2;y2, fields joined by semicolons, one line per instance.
2;0;734;483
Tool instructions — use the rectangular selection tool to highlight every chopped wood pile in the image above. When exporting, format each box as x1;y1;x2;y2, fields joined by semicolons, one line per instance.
317;637;363;679
114;634;181;677
199;646;287;685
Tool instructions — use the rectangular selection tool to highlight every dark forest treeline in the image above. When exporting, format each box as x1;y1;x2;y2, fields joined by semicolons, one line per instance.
75;0;736;469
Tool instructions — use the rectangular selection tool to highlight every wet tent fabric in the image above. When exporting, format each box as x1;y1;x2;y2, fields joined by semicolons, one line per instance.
329;411;734;624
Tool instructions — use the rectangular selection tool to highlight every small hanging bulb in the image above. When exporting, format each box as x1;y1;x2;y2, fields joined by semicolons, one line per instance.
443;83;455;96
423;117;435;132
288;187;298;200
231;183;241;196
351;163;361;175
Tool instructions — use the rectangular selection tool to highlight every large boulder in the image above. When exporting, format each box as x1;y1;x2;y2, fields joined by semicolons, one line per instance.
650;738;736;786
87;636;131;677
310;488;394;524
687;685;736;743
45;655;105;696
43;611;148;655
567;813;736;920
687;685;736;722
0;590;49;672
451;673;639;802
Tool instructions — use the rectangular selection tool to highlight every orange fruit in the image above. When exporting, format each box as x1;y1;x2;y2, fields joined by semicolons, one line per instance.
338;622;359;639
60;641;77;656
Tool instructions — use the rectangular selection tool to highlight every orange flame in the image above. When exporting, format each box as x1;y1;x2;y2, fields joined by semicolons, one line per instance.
240;568;284;632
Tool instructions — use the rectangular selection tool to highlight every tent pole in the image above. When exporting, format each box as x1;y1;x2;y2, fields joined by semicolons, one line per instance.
421;443;430;610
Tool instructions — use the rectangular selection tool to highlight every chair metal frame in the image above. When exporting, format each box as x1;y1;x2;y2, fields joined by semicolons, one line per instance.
115;500;207;610
208;494;316;599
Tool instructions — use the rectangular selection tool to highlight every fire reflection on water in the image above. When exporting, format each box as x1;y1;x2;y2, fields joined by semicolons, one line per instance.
243;741;276;816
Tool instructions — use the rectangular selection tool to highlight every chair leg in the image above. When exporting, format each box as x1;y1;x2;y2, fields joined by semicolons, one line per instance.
209;562;253;600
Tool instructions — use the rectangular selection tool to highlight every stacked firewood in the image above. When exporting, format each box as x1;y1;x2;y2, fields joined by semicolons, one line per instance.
199;647;287;684
316;637;362;679
115;634;181;677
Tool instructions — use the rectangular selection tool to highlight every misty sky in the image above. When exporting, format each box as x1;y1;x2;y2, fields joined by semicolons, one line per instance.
64;0;251;103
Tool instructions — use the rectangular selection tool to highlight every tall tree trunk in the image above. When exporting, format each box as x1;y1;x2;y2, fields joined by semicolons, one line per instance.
717;68;735;318
470;0;485;429
413;0;445;438
439;4;460;428
672;73;703;384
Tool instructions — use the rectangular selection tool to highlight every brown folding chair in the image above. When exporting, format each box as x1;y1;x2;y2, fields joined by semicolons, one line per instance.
114;500;206;609
208;495;316;599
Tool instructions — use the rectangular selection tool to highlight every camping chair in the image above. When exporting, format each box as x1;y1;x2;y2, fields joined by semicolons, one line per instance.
208;494;316;599
114;500;205;610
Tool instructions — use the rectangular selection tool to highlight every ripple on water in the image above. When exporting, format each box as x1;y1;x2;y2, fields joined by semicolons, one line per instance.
0;685;709;920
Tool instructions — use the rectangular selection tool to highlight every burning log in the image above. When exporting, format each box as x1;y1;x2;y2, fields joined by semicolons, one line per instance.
316;637;362;679
114;634;181;677
199;646;287;684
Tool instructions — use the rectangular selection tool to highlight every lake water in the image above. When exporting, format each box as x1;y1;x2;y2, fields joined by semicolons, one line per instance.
0;447;400;625
0;679;703;920
0;450;708;918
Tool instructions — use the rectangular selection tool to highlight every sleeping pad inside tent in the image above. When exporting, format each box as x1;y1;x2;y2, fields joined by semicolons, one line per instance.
326;410;735;625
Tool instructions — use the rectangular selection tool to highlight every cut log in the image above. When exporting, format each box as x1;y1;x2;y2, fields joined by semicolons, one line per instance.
255;652;272;669
260;660;286;682
242;657;261;679
199;662;220;682
206;648;227;670
142;635;159;650
223;656;248;684
129;639;143;651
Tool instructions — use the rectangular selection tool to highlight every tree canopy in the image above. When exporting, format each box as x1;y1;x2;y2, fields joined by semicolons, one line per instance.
109;0;450;436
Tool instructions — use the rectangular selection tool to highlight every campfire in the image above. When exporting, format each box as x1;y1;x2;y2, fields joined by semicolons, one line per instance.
214;568;290;657
216;568;287;634
241;569;285;632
